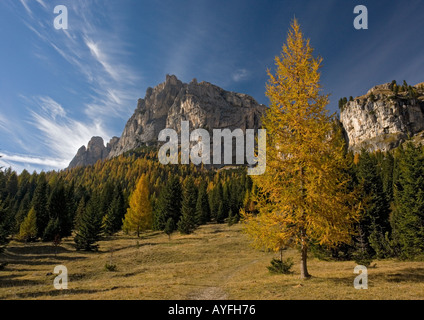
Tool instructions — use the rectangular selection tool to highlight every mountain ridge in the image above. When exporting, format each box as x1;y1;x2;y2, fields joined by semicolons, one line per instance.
68;78;424;169
68;75;266;169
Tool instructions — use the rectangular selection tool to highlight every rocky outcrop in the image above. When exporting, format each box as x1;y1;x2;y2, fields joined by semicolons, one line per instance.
68;75;266;168
340;82;424;152
107;74;266;158
68;136;119;169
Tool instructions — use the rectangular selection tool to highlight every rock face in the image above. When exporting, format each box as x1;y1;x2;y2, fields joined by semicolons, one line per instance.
68;136;119;169
107;74;266;158
340;82;424;152
68;75;266;168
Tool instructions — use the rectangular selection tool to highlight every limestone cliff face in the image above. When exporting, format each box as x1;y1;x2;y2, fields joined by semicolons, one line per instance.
68;75;266;168
107;75;266;158
340;82;424;152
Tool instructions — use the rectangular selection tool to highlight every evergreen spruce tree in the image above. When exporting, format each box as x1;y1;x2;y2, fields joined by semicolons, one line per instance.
354;150;391;258
227;209;236;226
164;217;175;240
66;181;77;225
338;98;343;111
15;193;31;231
100;182;115;216
154;176;182;230
178;177;197;234
18;207;37;242
389;80;397;91
391;142;424;258
380;152;395;204
221;183;230;222
74;198;86;231
42;218;61;242
0;201;11;253
6;172;18;199
102;207;115;237
44;182;72;241
102;185;126;235
209;182;223;222
216;202;225;224
195;182;210;225
74;197;103;251
393;84;399;95
31;173;49;238
402;80;408;91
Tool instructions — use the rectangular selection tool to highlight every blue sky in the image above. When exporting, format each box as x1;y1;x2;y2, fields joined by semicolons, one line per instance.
1;0;423;173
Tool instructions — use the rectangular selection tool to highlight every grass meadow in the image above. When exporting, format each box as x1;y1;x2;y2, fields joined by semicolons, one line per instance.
0;223;423;300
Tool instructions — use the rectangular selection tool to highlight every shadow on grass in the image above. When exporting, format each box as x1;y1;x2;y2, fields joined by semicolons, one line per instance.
3;254;86;267
0;274;45;288
103;242;159;253
15;288;102;299
317;266;424;286
382;267;424;283
5;244;73;256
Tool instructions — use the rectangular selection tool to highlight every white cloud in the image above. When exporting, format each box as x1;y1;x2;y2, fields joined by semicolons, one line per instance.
6;0;142;172
37;96;67;119
0;152;68;169
20;0;141;121
232;69;249;82
35;0;47;9
28;97;110;161
19;0;31;15
0;114;10;133
85;38;120;81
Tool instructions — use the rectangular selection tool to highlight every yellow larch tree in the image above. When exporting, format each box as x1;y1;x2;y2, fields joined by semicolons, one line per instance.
123;174;152;237
242;19;360;279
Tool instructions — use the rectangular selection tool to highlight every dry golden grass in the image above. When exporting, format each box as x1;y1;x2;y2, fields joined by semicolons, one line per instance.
0;223;423;300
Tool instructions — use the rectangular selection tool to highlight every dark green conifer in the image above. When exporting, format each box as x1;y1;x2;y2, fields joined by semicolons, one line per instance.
178;177;197;234
391;142;424;258
74;196;103;251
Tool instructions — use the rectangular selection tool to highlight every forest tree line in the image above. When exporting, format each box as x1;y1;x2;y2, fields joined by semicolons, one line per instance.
0;149;253;252
1;141;424;262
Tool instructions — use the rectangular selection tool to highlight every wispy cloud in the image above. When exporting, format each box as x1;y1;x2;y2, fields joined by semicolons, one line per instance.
35;0;47;9
0;114;10;133
0;152;68;169
19;0;31;15
85;38;121;81
27;96;110;161
5;0;142;171
232;69;249;82
20;0;141;115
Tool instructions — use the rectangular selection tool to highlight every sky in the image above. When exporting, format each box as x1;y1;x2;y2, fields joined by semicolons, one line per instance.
1;0;423;173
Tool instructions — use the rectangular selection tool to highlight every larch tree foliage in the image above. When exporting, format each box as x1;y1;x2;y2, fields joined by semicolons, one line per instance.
18;207;37;242
123;174;152;237
242;19;360;279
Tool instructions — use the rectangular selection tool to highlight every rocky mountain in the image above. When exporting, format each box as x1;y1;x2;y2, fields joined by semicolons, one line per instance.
68;136;119;169
340;82;424;152
68;75;266;168
69;76;424;169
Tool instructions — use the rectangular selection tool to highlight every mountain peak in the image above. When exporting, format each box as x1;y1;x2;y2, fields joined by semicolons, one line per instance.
68;75;265;169
68;136;119;169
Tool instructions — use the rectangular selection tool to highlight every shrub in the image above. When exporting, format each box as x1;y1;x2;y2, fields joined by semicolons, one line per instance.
104;263;117;272
267;257;294;274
